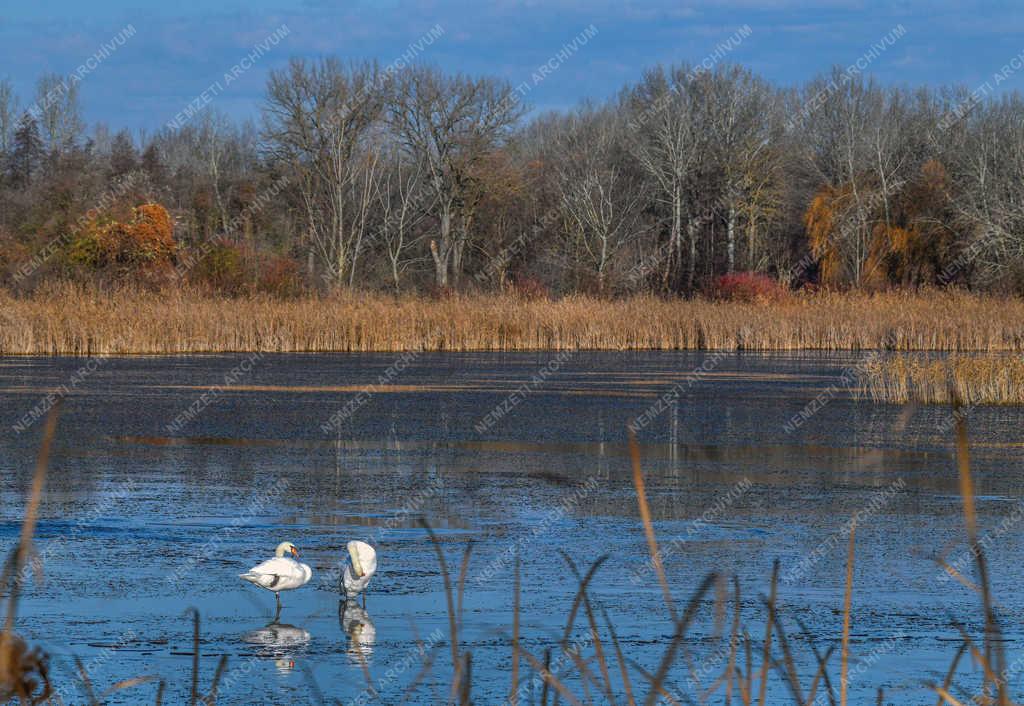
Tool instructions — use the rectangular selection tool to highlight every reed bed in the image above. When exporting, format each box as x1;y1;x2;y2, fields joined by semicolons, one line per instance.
3;284;1024;354
863;355;1024;404
0;402;1014;704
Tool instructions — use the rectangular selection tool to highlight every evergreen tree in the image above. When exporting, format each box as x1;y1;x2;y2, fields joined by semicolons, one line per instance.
110;129;138;178
141;143;166;184
8;114;43;187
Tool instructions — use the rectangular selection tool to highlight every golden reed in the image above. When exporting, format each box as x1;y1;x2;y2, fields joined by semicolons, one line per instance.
862;355;1024;404
2;284;1024;355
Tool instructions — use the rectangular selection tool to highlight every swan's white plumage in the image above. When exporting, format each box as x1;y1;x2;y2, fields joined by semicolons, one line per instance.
240;557;311;591
240;541;312;593
342;541;377;598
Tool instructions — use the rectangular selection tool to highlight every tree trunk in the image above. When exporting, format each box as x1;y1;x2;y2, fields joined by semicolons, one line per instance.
686;219;698;292
431;206;453;287
726;204;736;273
664;190;682;292
391;256;401;292
747;218;757;270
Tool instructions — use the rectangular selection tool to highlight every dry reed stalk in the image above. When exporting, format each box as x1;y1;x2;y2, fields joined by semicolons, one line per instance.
552;554;607;704
510;551;521;706
4;285;1024;354
756;561;778;706
628;660;682;705
628;430;676;622
804;645;836;706
188;607;200;706
793;616;837;706
558;552;616;704
929;408;1008;705
75;655;99;705
768;607;804;705
420;519;473;704
644;574;718;706
840;520;855;706
0;402;58;703
725;576;741;705
932;685;968;706
955;409;1008;706
863;355;1024;404
517;645;583;706
602;608;636;706
934;642;968;706
541;648;552;706
397;641;441;706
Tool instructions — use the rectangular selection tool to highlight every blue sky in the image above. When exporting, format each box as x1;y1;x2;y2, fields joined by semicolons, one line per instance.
2;0;1022;132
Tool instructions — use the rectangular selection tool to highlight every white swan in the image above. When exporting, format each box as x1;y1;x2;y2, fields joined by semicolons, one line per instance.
240;541;312;613
342;541;377;600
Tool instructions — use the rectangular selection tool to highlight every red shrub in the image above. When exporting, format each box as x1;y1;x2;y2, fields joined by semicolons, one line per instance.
708;272;789;303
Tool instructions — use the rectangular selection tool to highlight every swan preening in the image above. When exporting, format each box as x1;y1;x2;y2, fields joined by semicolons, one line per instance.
238;539;377;615
342;540;378;600
240;541;313;614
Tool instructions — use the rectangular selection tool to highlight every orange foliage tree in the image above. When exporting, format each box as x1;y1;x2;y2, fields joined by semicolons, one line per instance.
880;159;957;286
803;184;846;287
804;160;957;289
68;203;176;279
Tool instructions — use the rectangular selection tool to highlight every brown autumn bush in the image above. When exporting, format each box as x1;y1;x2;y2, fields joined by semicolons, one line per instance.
256;253;304;297
0;225;30;285
187;241;249;295
186;241;305;297
66;202;176;284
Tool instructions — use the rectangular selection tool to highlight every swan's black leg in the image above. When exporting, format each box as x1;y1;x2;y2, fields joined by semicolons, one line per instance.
274;592;282;621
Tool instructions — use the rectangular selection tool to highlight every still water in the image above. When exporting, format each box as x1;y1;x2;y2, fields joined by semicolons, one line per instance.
1;352;1023;704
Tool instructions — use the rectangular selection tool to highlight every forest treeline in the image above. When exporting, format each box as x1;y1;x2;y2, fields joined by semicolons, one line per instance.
1;57;1023;298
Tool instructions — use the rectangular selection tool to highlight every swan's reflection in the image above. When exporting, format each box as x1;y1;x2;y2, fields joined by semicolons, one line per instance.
242;622;312;674
339;599;376;663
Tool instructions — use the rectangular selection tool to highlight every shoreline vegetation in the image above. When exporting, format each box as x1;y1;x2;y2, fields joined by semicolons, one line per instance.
862;355;1024;405
9;59;1024;304
2;286;1024;356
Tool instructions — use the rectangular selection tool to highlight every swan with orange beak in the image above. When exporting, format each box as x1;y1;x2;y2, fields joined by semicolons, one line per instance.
240;541;312;615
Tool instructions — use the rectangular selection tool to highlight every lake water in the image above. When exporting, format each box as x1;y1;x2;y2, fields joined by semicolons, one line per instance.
1;352;1023;705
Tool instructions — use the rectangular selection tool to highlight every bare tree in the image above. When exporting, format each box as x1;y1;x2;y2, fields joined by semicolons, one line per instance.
263;58;385;286
951;95;1024;287
702;66;776;274
0;79;19;157
374;150;431;291
34;73;84;153
388;66;523;287
628;65;699;291
555;108;646;292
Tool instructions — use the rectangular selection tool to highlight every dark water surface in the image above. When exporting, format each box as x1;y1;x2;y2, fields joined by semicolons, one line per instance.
1;352;1023;705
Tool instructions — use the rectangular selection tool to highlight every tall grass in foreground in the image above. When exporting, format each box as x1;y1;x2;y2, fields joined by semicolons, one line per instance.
863;355;1024;404
3;284;1024;354
0;403;1014;704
